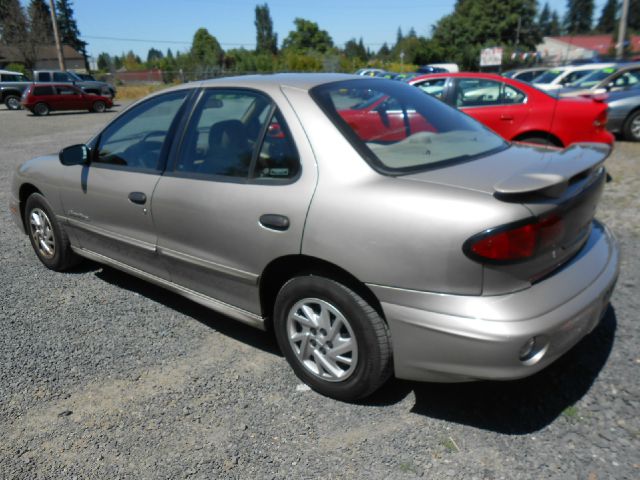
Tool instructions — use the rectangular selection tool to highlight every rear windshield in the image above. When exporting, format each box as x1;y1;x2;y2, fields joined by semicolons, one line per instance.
310;79;506;174
33;86;54;96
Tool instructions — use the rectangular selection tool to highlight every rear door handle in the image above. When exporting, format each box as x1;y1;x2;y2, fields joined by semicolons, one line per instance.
259;214;289;231
500;114;514;121
128;191;147;204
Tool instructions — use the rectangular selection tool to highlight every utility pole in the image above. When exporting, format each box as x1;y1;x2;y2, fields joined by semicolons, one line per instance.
617;0;630;60
49;0;66;70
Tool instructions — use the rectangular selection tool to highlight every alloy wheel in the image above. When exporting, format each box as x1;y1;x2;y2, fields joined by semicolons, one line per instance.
29;208;55;259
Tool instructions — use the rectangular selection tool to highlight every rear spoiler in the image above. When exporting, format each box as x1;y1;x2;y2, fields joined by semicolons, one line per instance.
494;143;611;198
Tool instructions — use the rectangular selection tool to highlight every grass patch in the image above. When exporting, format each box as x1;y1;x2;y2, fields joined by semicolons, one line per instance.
115;83;174;100
562;405;579;419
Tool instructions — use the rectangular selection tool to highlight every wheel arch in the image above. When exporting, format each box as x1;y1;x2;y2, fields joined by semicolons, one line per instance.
259;254;385;330
18;183;43;233
1;88;23;101
622;106;640;139
513;130;564;147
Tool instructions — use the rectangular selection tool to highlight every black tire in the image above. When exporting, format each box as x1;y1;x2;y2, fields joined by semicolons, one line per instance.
274;275;392;401
92;100;106;113
622;110;640;142
4;94;21;110
24;193;80;271
33;102;49;116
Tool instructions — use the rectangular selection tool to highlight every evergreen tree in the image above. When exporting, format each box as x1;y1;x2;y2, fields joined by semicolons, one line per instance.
596;0;618;33
96;52;111;71
538;2;552;35
146;47;163;65
344;37;367;61
190;28;224;67
255;3;278;54
549;10;562;35
564;0;594;33
396;27;404;45
28;0;53;44
55;0;88;69
377;42;391;61
0;0;28;45
629;0;640;32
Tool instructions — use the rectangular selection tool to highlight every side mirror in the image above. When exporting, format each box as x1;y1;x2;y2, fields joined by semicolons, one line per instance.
59;144;89;166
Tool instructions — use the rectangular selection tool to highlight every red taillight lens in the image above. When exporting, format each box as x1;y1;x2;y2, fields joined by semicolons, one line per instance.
593;109;607;129
466;215;564;262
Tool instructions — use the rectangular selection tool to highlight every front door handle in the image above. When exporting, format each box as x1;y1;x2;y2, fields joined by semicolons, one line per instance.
128;191;147;205
259;214;289;231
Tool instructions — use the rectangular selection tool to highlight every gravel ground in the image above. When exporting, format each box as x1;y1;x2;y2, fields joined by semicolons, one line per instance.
0;104;638;480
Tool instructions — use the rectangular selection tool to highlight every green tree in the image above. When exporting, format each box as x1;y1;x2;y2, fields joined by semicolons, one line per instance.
0;0;28;45
281;18;333;54
377;42;391;61
564;0;594;33
123;50;144;71
27;0;53;44
55;0;88;69
190;27;224;68
96;52;111;71
430;0;541;69
344;37;368;62
255;3;277;54
596;0;618;33
146;47;163;66
538;2;551;35
629;0;640;32
549;10;562;35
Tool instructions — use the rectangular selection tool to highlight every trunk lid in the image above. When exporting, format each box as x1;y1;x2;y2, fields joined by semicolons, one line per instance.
405;142;611;291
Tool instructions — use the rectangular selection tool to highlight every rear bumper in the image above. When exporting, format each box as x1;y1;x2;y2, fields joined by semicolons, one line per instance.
607;115;626;135
368;221;619;383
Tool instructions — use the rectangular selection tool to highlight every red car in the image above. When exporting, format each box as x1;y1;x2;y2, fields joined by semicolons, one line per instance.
407;73;613;147
21;83;112;116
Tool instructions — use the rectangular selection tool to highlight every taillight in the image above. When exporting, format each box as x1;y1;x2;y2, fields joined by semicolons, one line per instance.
464;214;565;263
593;109;607;129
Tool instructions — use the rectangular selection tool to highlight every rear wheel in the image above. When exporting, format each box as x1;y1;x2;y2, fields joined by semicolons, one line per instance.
274;275;392;401
622;110;640;142
92;100;106;113
33;102;49;116
4;95;21;110
25;193;80;271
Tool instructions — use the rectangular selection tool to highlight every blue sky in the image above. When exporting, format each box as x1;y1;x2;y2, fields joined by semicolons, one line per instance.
31;0;611;59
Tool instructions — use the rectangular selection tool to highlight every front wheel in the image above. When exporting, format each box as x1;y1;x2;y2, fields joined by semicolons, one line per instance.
623;110;640;142
25;193;80;271
274;275;392;401
92;100;106;113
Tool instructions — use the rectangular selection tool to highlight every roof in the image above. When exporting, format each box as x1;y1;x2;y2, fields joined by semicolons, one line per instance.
0;69;24;74
195;73;360;91
0;44;84;63
548;35;640;54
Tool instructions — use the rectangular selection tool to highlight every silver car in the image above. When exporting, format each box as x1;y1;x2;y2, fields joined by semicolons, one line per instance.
10;74;619;401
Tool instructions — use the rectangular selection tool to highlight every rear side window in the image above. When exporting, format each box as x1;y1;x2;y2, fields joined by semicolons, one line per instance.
33;86;54;96
37;72;51;82
53;72;70;82
55;85;79;95
175;89;299;181
455;79;526;107
311;79;506;174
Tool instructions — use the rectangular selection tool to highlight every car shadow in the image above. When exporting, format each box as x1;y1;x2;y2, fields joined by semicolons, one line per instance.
93;265;280;356
28;110;117;117
365;305;617;434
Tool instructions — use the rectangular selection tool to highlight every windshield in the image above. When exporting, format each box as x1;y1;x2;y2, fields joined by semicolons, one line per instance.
533;69;564;84
67;71;83;81
570;67;618;88
310;79;507;174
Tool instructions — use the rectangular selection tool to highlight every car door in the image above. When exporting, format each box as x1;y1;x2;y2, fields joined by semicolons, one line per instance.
59;89;192;278
53;85;84;110
453;78;529;140
151;88;318;315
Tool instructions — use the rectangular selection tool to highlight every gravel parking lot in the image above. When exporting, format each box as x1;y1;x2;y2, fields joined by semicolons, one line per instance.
1;104;638;479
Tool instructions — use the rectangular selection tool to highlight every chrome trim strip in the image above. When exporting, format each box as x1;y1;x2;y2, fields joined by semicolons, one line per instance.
70;246;265;330
157;246;259;284
63;217;156;252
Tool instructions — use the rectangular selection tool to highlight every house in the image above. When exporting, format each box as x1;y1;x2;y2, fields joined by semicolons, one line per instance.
0;44;86;70
537;35;640;65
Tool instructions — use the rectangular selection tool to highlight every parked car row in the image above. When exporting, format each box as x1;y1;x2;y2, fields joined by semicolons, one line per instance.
0;68;116;110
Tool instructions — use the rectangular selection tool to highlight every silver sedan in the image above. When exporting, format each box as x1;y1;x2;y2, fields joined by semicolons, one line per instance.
10;74;619;400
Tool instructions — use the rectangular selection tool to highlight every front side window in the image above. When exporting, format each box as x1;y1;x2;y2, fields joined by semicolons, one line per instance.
38;72;51;82
311;79;506;174
176;89;299;180
94;90;189;171
612;69;640;88
534;69;563;84
1;73;27;82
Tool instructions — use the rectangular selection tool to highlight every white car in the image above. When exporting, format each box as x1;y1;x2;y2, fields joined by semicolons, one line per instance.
533;63;617;91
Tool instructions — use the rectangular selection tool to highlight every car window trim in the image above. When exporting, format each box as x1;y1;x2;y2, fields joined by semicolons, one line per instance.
164;86;302;186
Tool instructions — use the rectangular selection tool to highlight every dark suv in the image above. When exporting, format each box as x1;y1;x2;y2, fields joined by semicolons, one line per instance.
21;83;113;116
32;70;116;99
